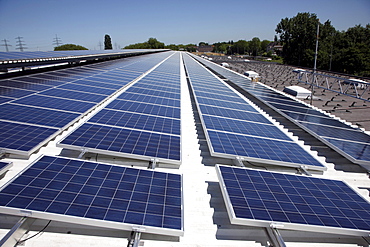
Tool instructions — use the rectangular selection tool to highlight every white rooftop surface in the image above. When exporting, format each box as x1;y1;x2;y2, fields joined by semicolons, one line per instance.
0;52;369;246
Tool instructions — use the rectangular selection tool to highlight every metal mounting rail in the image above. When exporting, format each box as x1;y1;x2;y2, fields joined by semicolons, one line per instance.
295;70;370;102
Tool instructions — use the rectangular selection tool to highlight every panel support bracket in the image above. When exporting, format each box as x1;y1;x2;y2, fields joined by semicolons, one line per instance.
0;149;6;159
265;223;286;247
77;148;88;159
127;227;145;247
148;158;159;169
0;217;36;247
233;156;245;167
298;166;312;176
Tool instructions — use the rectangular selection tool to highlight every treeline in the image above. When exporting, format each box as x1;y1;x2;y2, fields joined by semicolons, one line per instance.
124;38;196;52
212;38;272;56
276;12;370;76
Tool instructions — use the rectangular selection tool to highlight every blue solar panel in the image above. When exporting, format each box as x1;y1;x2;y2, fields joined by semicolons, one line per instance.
106;99;180;119
0;121;57;153
59;123;181;161
203;115;292;141
0;104;80;128
1;80;52;91
12;95;96;113
0;155;183;236
0;161;12;176
199;105;272;124
324;138;370;162
217;165;370;236
126;87;180;99
0;86;35;98
209;131;324;168
299;122;370;144
39;88;107;103
58;83;116;96
117;93;180;108
89;109;181;135
72;79;124;90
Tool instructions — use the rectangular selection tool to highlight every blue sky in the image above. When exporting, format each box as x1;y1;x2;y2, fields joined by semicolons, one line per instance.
0;0;369;51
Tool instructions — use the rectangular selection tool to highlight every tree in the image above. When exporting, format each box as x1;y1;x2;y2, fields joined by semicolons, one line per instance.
54;44;88;51
124;38;165;49
276;12;320;66
104;34;112;50
249;37;261;56
198;42;208;46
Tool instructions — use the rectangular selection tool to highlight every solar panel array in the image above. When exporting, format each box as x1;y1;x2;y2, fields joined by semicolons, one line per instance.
0;155;183;236
0;52;170;156
183;54;325;170
191;55;370;166
216;165;370;236
58;52;181;164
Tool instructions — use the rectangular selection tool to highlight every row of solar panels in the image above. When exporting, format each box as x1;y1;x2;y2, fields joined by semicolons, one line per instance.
57;52;182;164
0;155;368;238
0;52;173;157
0;50;143;61
183;54;325;171
192;54;370;168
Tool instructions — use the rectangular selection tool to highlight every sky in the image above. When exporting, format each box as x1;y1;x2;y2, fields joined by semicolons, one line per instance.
0;0;369;51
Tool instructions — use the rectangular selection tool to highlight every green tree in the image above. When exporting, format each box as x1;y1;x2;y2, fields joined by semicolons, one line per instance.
276;12;320;66
54;44;88;51
249;37;261;56
104;34;112;50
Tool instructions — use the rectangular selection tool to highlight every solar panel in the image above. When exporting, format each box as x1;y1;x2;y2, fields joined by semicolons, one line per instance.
191;54;370;166
0;161;12;177
58;52;182;165
0;121;58;155
0;104;80;128
183;54;325;170
0;155;183;236
216;165;370;237
12;95;96;113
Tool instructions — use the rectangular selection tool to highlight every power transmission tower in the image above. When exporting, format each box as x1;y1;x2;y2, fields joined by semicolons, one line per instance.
15;36;27;51
1;39;12;52
53;34;62;47
98;41;103;50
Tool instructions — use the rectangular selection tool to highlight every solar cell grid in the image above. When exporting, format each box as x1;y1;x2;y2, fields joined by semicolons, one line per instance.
89;109;180;135
0;104;80;128
0;155;183;236
71;79;123;90
209;131;324;168
12;95;95;113
132;83;180;94
1;80;52;91
196;96;257;112
59;123;181;161
325;138;370;162
299;122;370;144
217;165;370;236
39;88;107;104
12;76;68;86
117;93;180;108
0;121;57;153
125;87;180;100
106;99;180;119
200;105;272;124
57;83;116;95
0;86;35;98
203;115;292;141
